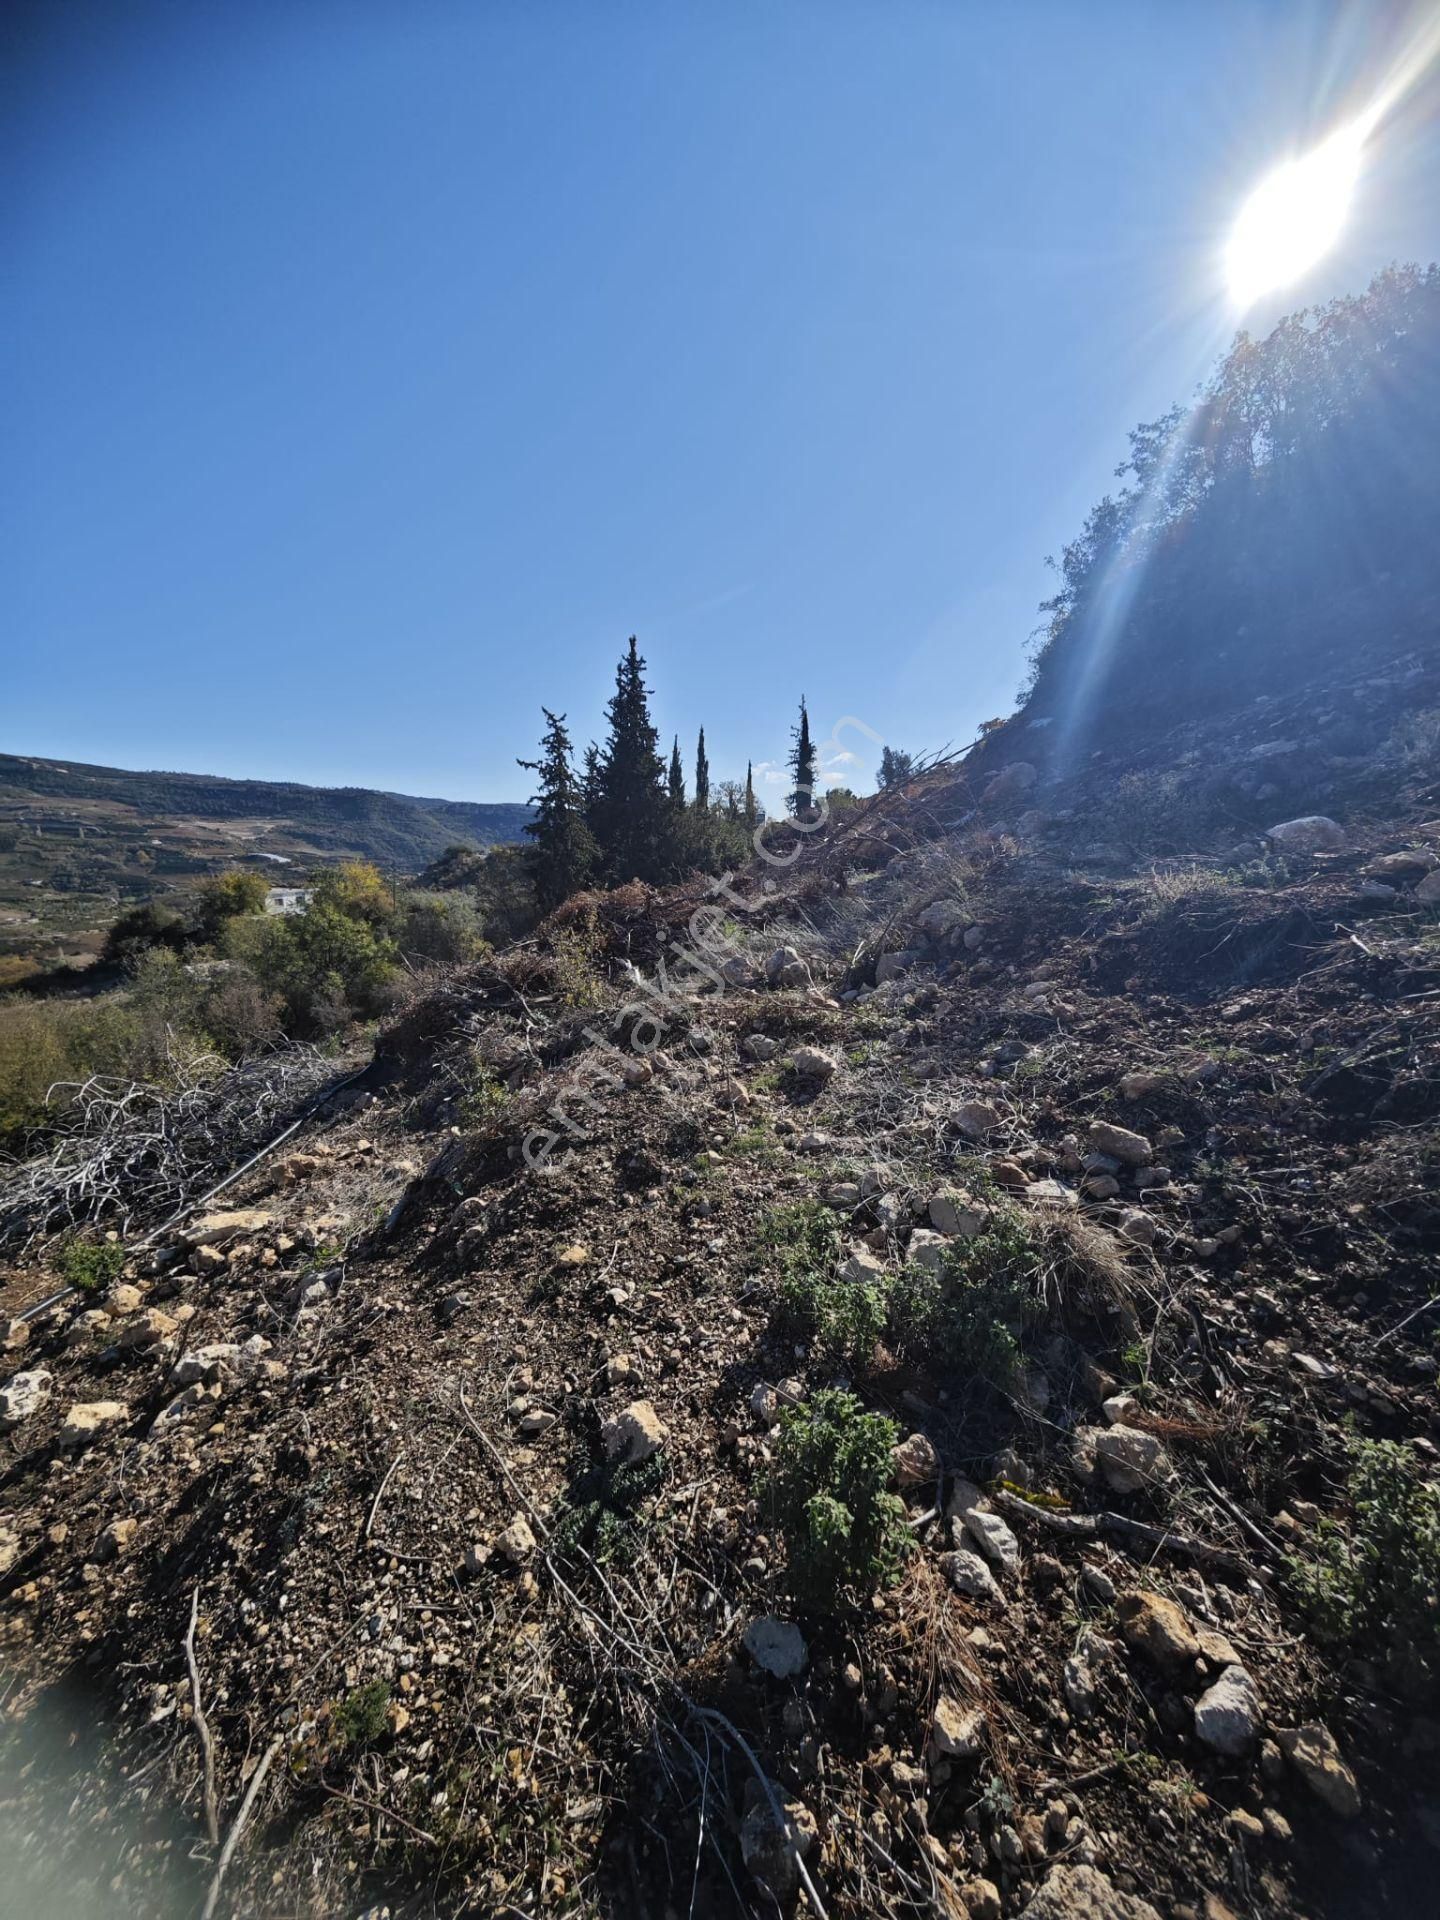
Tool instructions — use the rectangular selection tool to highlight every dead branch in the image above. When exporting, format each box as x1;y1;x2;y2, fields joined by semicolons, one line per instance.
992;1488;1259;1578
201;1733;283;1920
184;1586;220;1848
0;1041;343;1251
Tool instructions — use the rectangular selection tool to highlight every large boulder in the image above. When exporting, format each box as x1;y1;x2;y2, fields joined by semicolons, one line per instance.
982;762;1039;809
960;1507;1021;1575
918;899;971;941
1079;1424;1173;1494
740;1785;817;1905
906;1228;950;1272
929;1190;989;1238
929;1695;986;1762
789;1045;838;1081
940;1548;1004;1604
1266;815;1346;854
954;1100;1001;1140
876;949;922;984
1117;1590;1200;1672
891;1431;941;1488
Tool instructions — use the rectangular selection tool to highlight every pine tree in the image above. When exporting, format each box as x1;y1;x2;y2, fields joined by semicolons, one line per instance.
693;728;711;812
591;637;670;883
517;709;598;911
878;745;916;789
788;697;818;818
744;761;758;828
668;735;686;808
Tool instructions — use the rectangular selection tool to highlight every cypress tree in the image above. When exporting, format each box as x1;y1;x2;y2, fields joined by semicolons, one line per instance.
668;735;686;808
744;761;758;828
693;727;711;812
580;743;601;821
517;709;598;911
788;697;818;818
591;637;669;883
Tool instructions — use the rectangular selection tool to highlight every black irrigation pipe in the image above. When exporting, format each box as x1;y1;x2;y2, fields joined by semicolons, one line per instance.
12;1058;373;1327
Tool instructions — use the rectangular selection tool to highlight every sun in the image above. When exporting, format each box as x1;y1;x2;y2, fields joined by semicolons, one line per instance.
1226;122;1366;308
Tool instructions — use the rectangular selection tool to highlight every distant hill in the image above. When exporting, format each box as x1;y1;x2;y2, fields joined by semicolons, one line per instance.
0;751;531;872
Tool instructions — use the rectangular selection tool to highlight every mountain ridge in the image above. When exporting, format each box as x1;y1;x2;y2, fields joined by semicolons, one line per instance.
0;749;532;871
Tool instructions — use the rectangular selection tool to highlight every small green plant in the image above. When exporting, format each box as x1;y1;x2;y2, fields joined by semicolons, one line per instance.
56;1237;126;1292
761;1201;883;1367
333;1679;392;1749
766;1389;908;1604
726;1124;782;1166
977;1773;1016;1822
1119;1339;1150;1385
888;1213;1041;1388
459;1062;508;1128
1288;1434;1440;1684
552;1452;666;1567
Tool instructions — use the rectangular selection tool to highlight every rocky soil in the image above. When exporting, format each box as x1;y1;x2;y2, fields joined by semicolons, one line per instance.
1;650;1437;1920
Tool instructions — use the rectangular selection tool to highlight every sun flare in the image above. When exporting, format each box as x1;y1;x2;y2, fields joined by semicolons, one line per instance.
1226;122;1366;308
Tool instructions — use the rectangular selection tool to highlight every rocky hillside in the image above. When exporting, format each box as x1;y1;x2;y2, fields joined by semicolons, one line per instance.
0;751;532;872
1;638;1438;1920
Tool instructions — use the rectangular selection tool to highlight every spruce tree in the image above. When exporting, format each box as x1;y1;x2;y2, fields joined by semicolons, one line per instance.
591;637;670;883
744;761;758;828
788;697;818;818
693;728;711;812
668;736;686;808
517;709;598;911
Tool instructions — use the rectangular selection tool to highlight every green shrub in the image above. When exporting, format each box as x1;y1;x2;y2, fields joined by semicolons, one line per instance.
766;1389;908;1604
398;892;487;966
332;1679;392;1749
759;1201;840;1285
247;902;398;1033
103;899;190;968
549;912;606;1009
1289;1435;1440;1684
57;1238;127;1292
761;1202;884;1366
459;1062;508;1129
782;1261;889;1370
888;1213;1042;1389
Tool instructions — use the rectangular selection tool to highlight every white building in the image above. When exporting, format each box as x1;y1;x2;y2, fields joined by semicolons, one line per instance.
263;887;312;916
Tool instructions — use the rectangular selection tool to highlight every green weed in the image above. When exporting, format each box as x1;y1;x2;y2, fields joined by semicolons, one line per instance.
765;1388;908;1604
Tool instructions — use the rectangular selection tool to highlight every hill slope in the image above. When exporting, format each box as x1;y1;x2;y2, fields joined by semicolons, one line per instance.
1;637;1437;1920
0;752;532;871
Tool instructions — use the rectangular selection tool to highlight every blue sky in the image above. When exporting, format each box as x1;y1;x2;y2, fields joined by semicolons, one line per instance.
6;1;1437;804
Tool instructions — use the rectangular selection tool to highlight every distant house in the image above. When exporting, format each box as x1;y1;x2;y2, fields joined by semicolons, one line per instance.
264;887;312;916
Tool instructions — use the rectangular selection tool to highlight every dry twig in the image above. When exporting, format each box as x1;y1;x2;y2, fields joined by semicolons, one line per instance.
183;1586;220;1848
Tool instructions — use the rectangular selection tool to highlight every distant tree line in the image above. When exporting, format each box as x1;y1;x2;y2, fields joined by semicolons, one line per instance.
519;637;786;908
